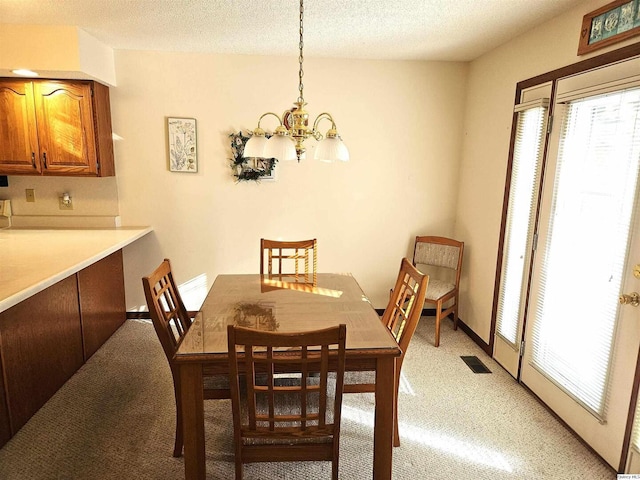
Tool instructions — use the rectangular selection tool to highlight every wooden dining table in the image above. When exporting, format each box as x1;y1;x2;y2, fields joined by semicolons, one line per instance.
174;273;401;479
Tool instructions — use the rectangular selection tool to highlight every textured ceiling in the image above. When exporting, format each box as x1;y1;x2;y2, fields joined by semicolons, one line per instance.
0;0;585;61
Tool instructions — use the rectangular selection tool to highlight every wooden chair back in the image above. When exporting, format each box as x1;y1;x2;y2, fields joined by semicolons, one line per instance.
227;324;347;480
413;236;464;286
142;259;192;366
381;257;429;374
142;259;229;458
260;238;317;283
343;258;427;447
412;236;464;346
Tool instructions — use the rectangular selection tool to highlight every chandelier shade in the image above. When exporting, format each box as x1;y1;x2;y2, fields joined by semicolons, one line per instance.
315;135;350;163
243;134;268;158
242;0;349;164
265;133;297;162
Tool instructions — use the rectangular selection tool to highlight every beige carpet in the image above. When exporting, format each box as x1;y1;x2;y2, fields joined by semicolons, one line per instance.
0;317;615;479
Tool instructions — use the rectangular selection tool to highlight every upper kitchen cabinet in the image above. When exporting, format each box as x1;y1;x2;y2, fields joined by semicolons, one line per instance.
0;79;115;177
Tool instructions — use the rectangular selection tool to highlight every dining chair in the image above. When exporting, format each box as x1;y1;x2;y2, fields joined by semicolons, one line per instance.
227;324;347;480
260;238;317;283
142;259;230;457
344;257;428;447
412;236;464;347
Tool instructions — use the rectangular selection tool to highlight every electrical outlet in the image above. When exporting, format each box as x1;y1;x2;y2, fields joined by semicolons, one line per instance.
25;189;35;202
59;194;73;210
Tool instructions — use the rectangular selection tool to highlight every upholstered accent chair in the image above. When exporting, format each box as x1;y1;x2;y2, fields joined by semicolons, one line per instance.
412;236;464;347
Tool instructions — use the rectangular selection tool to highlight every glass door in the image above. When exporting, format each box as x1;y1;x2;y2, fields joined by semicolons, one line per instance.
521;60;640;468
493;84;550;378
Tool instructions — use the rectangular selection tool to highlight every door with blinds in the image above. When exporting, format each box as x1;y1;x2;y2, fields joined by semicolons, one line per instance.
519;57;640;469
493;83;551;378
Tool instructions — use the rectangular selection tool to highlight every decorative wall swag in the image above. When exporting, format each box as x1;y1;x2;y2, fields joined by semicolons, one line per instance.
229;131;277;182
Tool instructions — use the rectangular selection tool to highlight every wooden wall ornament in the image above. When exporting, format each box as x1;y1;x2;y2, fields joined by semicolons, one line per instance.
578;0;640;55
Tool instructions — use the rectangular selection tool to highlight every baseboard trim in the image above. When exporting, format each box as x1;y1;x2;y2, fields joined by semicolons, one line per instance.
373;308;491;354
456;318;491;355
130;309;491;354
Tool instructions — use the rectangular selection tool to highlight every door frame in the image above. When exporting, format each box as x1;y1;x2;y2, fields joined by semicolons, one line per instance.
489;42;640;471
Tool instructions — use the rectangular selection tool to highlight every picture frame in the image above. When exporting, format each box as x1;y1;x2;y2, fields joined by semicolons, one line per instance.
577;0;640;55
167;117;197;172
244;157;277;181
229;131;277;182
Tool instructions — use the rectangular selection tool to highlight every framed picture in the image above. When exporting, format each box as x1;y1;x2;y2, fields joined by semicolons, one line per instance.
229;131;277;182
167;117;197;172
578;0;640;55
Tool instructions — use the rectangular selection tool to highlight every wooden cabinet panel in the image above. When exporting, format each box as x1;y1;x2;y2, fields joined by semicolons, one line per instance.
0;275;83;435
0;78;115;177
0;81;40;174
78;250;126;360
34;81;98;175
0;339;11;447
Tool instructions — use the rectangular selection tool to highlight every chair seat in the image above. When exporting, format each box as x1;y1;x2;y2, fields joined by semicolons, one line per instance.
412;236;464;347
344;370;375;386
425;279;455;301
228;324;346;480
202;374;230;390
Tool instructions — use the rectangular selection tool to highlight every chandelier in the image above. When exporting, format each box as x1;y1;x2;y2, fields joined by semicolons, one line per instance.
243;0;349;163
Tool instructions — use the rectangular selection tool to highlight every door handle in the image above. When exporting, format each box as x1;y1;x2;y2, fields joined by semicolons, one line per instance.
619;292;640;307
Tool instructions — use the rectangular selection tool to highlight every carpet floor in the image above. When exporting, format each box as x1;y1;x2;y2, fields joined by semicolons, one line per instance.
0;317;615;479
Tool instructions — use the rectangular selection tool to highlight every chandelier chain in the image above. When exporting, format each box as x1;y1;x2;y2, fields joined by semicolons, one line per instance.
298;0;304;103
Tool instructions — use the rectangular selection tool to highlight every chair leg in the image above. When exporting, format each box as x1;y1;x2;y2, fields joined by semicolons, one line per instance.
453;294;459;330
434;300;442;347
235;432;243;480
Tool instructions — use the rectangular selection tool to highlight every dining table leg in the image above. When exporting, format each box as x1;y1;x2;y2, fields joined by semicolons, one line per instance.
180;363;206;480
373;356;396;480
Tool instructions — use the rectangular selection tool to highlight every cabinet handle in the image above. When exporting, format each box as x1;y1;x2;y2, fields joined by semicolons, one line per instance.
43;152;47;168
31;152;36;167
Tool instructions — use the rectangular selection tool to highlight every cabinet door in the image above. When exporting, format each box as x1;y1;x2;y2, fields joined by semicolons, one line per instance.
78;250;126;360
0;275;83;435
0;338;10;448
33;81;98;175
0;80;41;174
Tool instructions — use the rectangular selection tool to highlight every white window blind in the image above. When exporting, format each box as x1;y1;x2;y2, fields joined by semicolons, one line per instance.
496;102;547;347
530;87;640;420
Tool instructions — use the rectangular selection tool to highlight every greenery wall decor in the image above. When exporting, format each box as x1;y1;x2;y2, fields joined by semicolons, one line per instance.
229;131;277;182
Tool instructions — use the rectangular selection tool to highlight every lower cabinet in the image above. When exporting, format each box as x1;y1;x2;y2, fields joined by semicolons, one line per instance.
78;250;126;360
0;250;126;447
0;343;11;447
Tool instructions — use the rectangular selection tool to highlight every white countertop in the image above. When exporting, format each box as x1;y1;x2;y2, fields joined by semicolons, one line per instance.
0;227;152;313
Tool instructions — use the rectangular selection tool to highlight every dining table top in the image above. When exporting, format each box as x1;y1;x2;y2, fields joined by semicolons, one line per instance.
176;273;399;359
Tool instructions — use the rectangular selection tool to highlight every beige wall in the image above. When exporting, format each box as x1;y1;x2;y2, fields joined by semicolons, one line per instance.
454;0;639;343
0;24;116;85
111;51;468;310
7;2;631;341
